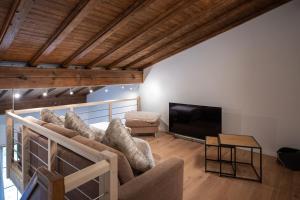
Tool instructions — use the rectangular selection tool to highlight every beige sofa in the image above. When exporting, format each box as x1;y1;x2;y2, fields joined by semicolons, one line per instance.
23;120;184;200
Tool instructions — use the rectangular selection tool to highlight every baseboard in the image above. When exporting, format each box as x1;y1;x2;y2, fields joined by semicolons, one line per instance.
173;133;205;144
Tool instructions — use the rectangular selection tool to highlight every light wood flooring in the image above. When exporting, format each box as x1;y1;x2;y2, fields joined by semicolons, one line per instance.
140;132;300;200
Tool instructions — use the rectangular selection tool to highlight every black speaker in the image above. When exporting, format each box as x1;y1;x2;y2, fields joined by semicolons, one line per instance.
277;147;300;170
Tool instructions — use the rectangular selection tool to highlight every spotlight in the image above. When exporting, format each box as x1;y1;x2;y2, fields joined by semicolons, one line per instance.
42;92;47;97
129;87;133;91
69;88;74;95
105;89;108;93
14;93;21;99
89;89;93;93
121;85;125;89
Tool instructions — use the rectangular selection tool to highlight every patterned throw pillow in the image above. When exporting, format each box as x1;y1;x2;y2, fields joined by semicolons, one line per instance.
41;109;64;126
102;118;153;172
64;111;105;142
132;137;155;168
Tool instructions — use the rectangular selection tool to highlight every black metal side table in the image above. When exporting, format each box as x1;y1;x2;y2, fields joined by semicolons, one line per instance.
205;136;235;174
218;134;262;182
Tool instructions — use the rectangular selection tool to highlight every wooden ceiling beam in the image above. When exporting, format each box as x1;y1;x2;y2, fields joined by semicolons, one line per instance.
55;89;70;98
30;0;97;66
0;95;86;114
0;67;143;89
0;90;8;99
22;89;34;97
37;88;56;98
125;0;289;69
0;0;34;53
87;0;196;69
62;0;153;67
74;87;87;95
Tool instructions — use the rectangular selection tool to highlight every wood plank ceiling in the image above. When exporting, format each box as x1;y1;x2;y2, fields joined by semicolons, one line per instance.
0;0;290;71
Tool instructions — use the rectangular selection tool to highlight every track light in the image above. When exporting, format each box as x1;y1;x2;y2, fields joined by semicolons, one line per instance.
69;88;74;95
89;88;93;93
14;93;21;99
43;89;48;97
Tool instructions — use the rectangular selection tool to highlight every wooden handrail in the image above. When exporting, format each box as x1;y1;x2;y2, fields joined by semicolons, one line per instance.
12;97;139;114
64;160;110;193
6;111;104;162
21;167;65;200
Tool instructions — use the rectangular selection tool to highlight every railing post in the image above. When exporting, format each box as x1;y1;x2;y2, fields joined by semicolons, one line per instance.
136;96;141;111
6;115;13;178
108;103;112;122
100;151;118;200
48;139;57;172
22;126;31;188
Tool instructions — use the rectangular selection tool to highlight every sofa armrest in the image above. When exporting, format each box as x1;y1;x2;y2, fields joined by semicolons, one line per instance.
119;157;184;200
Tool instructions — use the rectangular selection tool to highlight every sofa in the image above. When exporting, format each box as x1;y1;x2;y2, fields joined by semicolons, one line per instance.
23;118;184;200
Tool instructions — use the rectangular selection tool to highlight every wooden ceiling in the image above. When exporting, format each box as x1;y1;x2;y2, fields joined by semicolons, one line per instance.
0;0;290;71
0;86;103;113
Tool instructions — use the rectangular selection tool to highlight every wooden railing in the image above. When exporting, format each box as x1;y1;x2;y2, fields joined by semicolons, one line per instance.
5;97;140;200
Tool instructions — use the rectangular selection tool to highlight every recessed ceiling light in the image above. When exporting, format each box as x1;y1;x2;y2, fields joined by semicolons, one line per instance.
69;88;74;95
14;93;21;99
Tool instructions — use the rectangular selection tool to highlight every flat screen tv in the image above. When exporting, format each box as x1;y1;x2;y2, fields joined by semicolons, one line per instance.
169;103;222;140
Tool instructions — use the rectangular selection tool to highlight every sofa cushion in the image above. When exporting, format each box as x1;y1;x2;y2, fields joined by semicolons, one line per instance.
125;111;160;123
42;123;79;138
102;119;153;172
41;109;64;126
132;137;155;168
64;111;104;142
125;119;160;127
72;135;134;184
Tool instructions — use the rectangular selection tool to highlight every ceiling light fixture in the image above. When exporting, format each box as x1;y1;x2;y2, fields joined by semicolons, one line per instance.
14;93;21;99
105;89;108;93
69;88;74;95
43;89;48;97
121;85;125;89
89;88;93;93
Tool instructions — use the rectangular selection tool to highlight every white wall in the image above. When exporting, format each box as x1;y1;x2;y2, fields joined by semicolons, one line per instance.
140;1;300;156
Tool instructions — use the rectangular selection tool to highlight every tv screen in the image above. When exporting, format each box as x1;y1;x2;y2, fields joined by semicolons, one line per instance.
169;103;222;140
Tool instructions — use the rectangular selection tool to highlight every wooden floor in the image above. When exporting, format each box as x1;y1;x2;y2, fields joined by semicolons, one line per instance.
141;132;300;200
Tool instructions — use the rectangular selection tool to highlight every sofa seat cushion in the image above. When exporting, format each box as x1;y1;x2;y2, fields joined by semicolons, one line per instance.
125;119;159;127
102;119;153;172
41;109;64;126
125;111;160;123
72;135;134;184
65;111;105;142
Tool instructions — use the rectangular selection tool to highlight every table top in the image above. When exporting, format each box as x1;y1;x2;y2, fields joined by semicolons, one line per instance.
218;134;261;148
